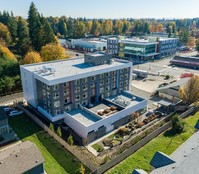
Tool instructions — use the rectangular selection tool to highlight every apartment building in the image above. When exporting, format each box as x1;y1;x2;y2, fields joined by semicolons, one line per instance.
20;53;147;143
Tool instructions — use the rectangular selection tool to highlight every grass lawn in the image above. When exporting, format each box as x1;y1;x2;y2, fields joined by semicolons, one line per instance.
106;112;199;174
92;143;104;152
9;114;90;174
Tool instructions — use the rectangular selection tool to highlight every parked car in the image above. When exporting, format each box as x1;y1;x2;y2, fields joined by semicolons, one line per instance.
146;110;154;117
154;111;165;117
9;110;23;117
3;107;13;112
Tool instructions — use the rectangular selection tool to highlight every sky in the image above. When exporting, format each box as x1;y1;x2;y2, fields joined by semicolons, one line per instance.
0;0;199;19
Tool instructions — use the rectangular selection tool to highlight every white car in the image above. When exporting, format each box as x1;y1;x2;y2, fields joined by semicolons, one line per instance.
4;107;13;112
9;110;23;117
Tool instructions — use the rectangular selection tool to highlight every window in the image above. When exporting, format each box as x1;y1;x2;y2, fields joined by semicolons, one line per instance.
91;76;96;81
100;87;104;93
48;101;51;108
53;84;59;90
112;71;116;75
82;101;88;106
64;97;70;104
65;105;71;112
83;93;88;99
106;79;110;84
76;103;80;108
82;78;87;83
120;82;123;87
120;69;124;73
42;89;46;96
55;109;60;115
112;83;116;89
112;90;117;95
90;90;95;96
106;86;110;91
75;80;80;85
125;68;129;72
47;85;50;91
100;80;104;86
54;101;60;108
42;83;46;88
53;92;59;99
105;72;110;77
64;90;69;96
47;92;51;99
75;87;80;93
125;73;129;78
83;85;88;91
112;77;116;82
100;74;104;79
120;75;124;80
90;83;95;88
75;95;80;101
43;98;47;104
63;82;69;87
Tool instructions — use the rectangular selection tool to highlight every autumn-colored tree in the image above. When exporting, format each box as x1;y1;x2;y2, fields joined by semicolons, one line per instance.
186;37;196;48
23;51;42;64
0;44;17;61
179;75;199;105
79;164;85;174
0;23;11;45
41;43;67;62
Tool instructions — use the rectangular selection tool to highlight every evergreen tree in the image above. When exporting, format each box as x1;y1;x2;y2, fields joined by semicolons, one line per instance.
7;11;17;43
28;2;41;51
16;17;30;55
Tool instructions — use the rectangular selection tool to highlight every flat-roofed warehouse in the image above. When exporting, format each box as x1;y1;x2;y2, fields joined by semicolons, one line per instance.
170;56;199;69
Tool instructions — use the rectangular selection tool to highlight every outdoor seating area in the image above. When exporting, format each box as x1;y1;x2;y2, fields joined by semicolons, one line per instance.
96;105;118;117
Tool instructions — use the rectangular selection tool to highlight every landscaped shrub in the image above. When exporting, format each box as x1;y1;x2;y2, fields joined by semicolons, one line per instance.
92;143;104;152
117;127;130;136
102;139;113;147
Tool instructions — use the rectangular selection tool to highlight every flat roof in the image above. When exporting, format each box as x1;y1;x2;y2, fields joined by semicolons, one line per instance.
68;109;101;126
120;39;158;45
21;57;132;85
109;92;142;108
0;141;44;174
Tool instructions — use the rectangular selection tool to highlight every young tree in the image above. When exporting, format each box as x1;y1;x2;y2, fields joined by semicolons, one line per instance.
79;164;85;174
67;134;74;146
40;43;66;62
179;75;199;105
49;123;54;132
16;17;30;55
171;115;185;134
56;127;62;138
186;37;195;49
23;51;42;64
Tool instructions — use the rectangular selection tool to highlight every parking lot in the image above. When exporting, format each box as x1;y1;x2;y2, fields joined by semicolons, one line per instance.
132;52;199;94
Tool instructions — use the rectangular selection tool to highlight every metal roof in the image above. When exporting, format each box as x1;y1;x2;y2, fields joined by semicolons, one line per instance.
150;151;175;168
132;169;148;174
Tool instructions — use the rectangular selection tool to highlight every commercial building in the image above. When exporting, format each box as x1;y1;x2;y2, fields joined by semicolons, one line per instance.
0;141;45;174
70;38;107;52
107;36;179;63
20;53;147;143
170;56;199;69
0;107;9;136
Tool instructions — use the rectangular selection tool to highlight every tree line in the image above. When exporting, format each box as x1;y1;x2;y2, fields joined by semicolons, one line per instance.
1;2;199;95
